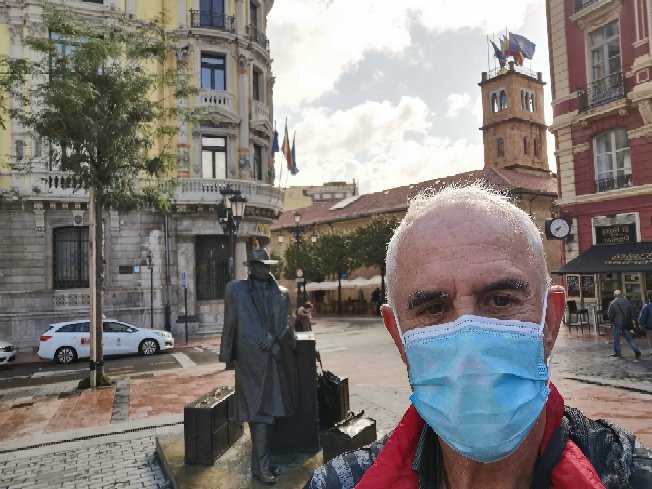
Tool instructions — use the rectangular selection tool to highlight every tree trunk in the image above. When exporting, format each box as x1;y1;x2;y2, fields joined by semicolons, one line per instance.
381;264;386;305
84;190;111;389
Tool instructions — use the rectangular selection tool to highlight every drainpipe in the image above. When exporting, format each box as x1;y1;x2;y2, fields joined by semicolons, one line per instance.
164;214;172;331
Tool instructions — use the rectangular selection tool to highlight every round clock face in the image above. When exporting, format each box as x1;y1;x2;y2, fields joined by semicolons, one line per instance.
550;218;570;238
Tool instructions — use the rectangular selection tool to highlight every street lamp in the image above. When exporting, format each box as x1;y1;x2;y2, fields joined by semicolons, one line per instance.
218;185;247;281
292;214;318;308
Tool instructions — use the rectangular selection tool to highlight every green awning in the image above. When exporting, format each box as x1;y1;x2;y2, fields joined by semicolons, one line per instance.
554;242;652;274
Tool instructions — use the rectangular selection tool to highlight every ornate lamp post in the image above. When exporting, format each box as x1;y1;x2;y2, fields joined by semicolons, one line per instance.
217;185;247;281
281;213;318;308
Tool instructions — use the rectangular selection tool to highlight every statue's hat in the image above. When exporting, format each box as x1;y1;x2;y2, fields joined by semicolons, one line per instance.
244;249;278;266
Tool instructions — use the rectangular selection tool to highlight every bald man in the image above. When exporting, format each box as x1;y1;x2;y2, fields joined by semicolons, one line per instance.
304;185;651;489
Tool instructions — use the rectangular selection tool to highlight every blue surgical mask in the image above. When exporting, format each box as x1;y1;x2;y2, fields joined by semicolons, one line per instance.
402;298;550;463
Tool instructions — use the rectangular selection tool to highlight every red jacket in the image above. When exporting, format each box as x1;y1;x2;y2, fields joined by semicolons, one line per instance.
355;384;605;489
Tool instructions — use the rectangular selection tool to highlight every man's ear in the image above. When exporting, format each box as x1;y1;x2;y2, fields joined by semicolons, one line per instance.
544;285;566;360
381;304;407;365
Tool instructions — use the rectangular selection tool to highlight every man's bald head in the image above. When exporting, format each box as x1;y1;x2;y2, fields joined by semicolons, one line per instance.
385;184;550;314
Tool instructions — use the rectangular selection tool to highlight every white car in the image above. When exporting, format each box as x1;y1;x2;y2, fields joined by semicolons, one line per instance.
37;319;174;364
0;340;16;365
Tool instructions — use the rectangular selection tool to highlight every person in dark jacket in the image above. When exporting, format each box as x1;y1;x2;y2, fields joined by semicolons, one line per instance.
304;185;651;489
220;249;298;484
607;290;641;358
638;292;652;354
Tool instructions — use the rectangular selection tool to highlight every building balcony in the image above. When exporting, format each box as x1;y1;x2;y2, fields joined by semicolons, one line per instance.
247;25;269;51
251;99;271;123
577;72;625;112
574;0;598;12
14;170;84;198
189;10;235;33
595;173;632;193
175;178;283;210
197;89;235;112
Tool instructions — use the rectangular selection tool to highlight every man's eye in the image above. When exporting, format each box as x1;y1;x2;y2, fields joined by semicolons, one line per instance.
423;303;445;315
492;296;511;307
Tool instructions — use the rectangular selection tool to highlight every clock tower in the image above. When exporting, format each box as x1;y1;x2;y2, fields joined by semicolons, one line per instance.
479;61;549;173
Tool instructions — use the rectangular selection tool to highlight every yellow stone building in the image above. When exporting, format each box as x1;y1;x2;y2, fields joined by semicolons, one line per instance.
0;0;282;347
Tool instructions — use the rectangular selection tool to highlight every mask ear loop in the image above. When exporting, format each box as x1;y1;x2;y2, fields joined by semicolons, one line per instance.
541;293;551;385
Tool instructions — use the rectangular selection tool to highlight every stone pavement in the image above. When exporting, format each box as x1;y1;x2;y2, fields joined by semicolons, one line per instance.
0;317;650;489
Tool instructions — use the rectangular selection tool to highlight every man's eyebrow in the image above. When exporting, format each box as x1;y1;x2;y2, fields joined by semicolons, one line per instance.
407;289;450;311
478;277;530;294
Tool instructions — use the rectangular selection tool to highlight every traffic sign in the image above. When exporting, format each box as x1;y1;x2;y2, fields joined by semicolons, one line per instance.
181;271;187;289
295;268;304;279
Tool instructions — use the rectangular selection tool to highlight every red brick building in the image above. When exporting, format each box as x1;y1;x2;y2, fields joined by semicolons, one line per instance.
547;0;652;311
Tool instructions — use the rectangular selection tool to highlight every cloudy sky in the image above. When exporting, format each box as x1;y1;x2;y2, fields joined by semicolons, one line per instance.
267;0;553;194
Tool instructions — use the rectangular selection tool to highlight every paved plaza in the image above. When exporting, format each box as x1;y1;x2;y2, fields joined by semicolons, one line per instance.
0;317;651;488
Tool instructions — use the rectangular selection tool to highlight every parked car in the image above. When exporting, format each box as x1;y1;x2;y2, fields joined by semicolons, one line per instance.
0;340;16;365
37;319;174;364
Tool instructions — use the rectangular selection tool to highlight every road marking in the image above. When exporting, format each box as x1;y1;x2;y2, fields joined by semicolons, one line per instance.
171;352;197;368
32;369;81;378
318;346;349;353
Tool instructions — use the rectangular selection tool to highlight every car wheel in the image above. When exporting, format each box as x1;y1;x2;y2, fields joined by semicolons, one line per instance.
55;346;77;364
139;339;159;356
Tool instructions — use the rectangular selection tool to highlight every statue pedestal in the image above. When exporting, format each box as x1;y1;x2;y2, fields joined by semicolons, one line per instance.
271;333;320;454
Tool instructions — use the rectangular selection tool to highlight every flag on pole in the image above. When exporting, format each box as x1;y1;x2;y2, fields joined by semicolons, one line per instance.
509;32;536;59
290;132;299;175
490;40;506;68
281;121;292;171
271;129;279;155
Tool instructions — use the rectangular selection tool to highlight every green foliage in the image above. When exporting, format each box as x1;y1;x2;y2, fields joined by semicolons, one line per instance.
281;240;323;282
0;9;197;210
314;230;355;279
349;215;400;272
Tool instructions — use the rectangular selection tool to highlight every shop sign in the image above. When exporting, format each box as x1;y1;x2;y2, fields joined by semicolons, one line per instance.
595;223;637;244
606;253;652;266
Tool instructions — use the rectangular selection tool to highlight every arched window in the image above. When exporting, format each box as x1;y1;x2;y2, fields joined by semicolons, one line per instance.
523;137;529;155
499;90;507;110
497;138;505;157
533;139;539;157
491;93;498;113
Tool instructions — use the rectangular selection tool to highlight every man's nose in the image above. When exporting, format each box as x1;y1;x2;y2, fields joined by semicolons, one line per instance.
454;297;477;317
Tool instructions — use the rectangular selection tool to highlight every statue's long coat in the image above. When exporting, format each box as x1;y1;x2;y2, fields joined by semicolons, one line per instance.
219;278;298;422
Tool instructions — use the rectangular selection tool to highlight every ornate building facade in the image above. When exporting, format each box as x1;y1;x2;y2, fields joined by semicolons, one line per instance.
546;0;652;311
0;0;282;348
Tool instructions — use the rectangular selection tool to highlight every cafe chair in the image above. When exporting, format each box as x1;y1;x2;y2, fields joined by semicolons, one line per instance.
566;300;589;333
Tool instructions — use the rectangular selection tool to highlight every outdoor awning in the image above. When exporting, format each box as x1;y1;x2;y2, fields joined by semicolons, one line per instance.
553;242;652;274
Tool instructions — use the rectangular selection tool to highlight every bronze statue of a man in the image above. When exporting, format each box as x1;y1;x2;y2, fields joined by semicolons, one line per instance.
219;249;298;484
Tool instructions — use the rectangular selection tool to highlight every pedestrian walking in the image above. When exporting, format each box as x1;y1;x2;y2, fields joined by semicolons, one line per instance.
295;301;314;332
638;292;652;354
607;290;641;358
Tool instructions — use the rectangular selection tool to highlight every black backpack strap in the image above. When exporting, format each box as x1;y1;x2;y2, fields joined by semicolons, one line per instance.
530;424;569;489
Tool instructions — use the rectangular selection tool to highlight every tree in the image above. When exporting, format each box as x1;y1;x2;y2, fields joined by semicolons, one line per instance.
0;11;196;387
315;231;355;314
350;215;400;303
281;240;322;283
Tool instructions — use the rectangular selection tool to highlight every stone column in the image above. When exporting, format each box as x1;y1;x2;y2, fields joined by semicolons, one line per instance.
234;239;248;280
237;54;252;180
177;237;196;315
236;0;245;34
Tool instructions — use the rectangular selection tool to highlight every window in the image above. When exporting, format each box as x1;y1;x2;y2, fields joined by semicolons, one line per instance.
593;129;632;191
499;90;507;110
253;144;263;181
82;0;104;3
15;140;24;160
497;138;505;157
199;0;225;28
201;136;227;179
491;93;499;113
521;90;535;112
103;322;130;333
250;1;259;28
53;227;89;289
201;54;226;91
523;137;529;155
589;21;620;83
196;236;230;300
252;68;262;101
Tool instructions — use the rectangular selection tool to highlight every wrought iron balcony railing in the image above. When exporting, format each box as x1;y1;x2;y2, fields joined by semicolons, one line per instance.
574;0;599;12
247;25;269;51
190;11;235;32
595;173;632;193
577;72;625;112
